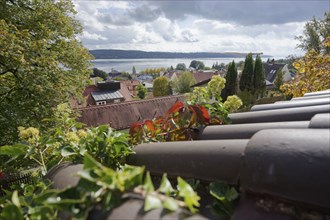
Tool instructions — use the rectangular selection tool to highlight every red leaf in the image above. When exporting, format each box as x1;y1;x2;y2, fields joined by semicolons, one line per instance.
129;122;143;136
166;101;184;116
144;119;155;135
198;105;210;123
188;105;210;125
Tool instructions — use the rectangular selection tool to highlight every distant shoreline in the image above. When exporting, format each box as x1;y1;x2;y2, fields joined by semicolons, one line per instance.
89;49;270;60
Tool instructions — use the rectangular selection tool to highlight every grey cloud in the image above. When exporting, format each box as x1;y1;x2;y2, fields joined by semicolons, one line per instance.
98;14;134;26
149;1;328;25
128;5;162;23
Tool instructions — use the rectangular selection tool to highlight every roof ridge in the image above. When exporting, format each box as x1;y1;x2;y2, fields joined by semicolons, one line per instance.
77;95;186;110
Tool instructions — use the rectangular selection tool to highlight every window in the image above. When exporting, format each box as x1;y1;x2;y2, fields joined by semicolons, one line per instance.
96;101;106;105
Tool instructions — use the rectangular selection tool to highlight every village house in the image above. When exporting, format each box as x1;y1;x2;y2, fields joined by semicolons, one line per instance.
81;81;132;106
263;60;294;89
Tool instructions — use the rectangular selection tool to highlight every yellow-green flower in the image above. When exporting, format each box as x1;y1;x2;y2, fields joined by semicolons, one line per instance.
224;95;243;112
66;132;79;143
208;75;226;97
18;127;40;144
77;129;87;138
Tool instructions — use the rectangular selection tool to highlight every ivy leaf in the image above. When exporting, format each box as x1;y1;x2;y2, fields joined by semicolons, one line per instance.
158;173;174;195
209;182;239;202
61;146;77;157
0;203;24;220
143;172;154;192
177;177;200;213
83;153;101;170
209;182;239;217
163;197;179;212
0;144;28;156
12;191;21;208
144;194;162;212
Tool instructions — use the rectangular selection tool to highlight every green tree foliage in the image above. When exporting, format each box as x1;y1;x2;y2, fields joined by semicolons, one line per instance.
0;0;92;144
121;71;132;80
212;62;225;70
152;76;171;97
174;71;196;94
189;60;205;70
132;66;137;74
295;12;330;54
274;70;284;90
239;53;254;92
253;55;265;96
137;84;148;99
176;63;186;71
92;68;107;80
222;61;238;100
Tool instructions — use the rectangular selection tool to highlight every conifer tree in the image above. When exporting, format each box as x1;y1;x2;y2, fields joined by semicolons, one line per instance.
222;61;238;100
253;55;265;96
274;70;284;90
239;53;254;92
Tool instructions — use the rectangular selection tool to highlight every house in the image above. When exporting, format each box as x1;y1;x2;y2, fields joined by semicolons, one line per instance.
108;69;122;78
121;80;141;97
83;81;132;106
191;70;225;87
263;60;294;88
162;70;180;81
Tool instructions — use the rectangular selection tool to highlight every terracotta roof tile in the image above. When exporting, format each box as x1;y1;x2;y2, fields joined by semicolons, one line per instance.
78;95;186;129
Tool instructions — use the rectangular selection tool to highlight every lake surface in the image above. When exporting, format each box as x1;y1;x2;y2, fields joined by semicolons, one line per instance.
91;58;243;73
91;57;278;73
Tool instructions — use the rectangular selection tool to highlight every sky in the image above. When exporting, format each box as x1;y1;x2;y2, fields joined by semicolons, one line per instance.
73;0;329;57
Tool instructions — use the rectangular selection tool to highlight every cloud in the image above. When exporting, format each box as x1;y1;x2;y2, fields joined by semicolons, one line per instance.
149;1;328;25
128;5;162;23
72;0;328;56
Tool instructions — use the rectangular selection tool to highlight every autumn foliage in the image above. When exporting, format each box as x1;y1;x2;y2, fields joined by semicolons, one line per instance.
281;37;330;97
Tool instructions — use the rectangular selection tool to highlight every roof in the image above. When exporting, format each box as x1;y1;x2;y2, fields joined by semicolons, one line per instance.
263;63;286;82
78;95;186;129
121;80;140;87
51;90;330;219
191;70;224;87
119;82;133;102
91;90;124;102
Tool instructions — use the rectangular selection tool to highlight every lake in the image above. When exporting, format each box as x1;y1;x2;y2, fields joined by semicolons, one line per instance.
91;57;280;73
91;58;246;73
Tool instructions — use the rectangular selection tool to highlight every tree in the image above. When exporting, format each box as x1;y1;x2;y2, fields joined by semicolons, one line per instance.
253;55;265;96
274;70;284;90
136;84;147;99
281;38;330;97
239;53;254;92
174;71;196;94
92;68;107;80
176;63;186;71
152;76;171;97
0;0;92;144
189;60;205;70
222;61;238;100
132;66;136;75
295;12;330;54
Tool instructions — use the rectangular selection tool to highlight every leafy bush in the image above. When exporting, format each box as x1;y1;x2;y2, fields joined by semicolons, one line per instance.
130;75;242;144
0;154;201;219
